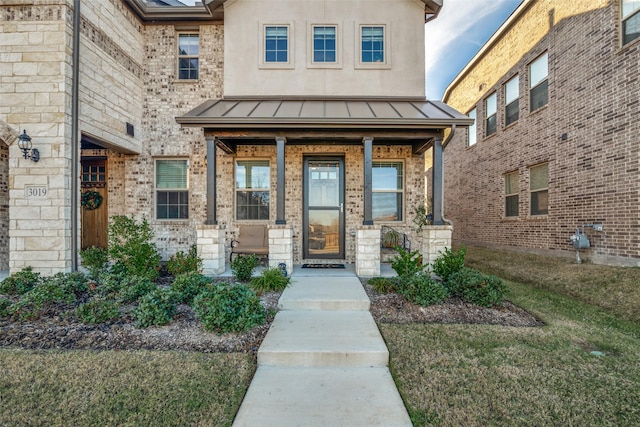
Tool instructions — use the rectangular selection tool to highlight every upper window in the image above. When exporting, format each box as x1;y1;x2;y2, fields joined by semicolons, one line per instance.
504;75;519;126
505;171;519;217
361;26;384;63
372;161;403;221
468;108;477;147
529;163;549;216
529;53;548;111
313;25;337;63
485;93;497;136
236;160;270;220
623;0;640;45
156;159;188;220
177;34;199;80
265;26;288;63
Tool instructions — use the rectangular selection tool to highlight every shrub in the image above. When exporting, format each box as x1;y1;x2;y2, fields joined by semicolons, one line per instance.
368;277;398;294
193;284;265;333
75;298;120;324
0;297;12;318
432;246;466;284
167;245;202;276
108;215;161;281
94;271;156;303
0;267;41;295
133;288;179;328
79;246;109;279
395;272;449;306
390;247;425;277
231;254;259;282
447;267;508;307
170;272;212;304
11;277;79;320
250;267;290;294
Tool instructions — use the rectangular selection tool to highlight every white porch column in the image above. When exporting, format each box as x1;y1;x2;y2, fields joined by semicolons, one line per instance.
268;225;293;276
197;224;226;275
356;225;381;277
419;225;453;268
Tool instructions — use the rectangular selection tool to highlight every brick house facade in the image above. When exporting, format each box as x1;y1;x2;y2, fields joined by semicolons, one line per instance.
0;0;469;275
443;0;640;267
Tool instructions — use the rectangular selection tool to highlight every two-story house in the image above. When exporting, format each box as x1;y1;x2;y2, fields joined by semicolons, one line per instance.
0;0;470;276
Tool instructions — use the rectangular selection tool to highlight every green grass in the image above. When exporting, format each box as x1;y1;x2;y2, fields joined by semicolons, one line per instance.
0;350;253;427
383;246;640;426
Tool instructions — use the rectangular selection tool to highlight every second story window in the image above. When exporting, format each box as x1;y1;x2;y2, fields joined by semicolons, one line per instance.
622;0;640;45
178;34;199;80
505;75;519;126
313;26;337;63
529;52;548;111
265;26;288;63
485;93;497;136
361;26;384;63
468;108;477;146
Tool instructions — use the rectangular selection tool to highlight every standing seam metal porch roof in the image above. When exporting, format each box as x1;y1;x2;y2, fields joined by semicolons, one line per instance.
176;98;473;129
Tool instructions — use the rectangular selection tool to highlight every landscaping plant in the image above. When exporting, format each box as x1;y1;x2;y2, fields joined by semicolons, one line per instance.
167;244;202;276
193;283;265;333
74;297;121;324
107;215;161;281
446;267;508;307
432;246;466;283
133;288;179;328
0;266;41;295
368;276;398;294
230;254;259;282
390;247;425;277
170;272;212;304
79;246;109;279
249;267;291;294
395;272;449;306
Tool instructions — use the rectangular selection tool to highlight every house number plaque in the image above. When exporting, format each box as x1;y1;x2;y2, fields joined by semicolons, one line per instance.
25;185;48;199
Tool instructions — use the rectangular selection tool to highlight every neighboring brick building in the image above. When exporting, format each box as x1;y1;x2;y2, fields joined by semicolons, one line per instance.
442;0;640;267
0;0;469;275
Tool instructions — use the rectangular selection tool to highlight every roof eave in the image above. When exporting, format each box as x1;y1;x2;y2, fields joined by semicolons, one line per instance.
125;0;223;22
175;117;474;128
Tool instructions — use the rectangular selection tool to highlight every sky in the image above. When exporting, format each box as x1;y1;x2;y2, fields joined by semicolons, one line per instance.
179;0;522;100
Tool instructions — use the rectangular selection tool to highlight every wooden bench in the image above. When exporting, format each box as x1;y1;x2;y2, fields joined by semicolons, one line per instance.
230;224;269;262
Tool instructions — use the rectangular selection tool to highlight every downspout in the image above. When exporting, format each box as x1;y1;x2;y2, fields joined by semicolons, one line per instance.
71;0;80;270
439;124;455;228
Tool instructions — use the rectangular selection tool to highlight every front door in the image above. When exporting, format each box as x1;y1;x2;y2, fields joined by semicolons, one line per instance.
80;159;108;249
303;157;345;259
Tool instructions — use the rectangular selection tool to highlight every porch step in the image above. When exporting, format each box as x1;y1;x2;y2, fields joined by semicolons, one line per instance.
278;276;370;311
258;310;388;367
232;366;412;427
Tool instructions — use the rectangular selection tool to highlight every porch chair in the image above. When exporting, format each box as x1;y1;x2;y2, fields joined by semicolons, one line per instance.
230;224;269;262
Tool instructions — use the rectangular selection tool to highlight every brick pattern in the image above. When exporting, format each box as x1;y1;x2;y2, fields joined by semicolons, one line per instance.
444;1;640;266
0;142;7;270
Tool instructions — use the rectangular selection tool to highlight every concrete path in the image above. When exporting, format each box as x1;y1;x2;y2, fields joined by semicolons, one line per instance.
233;274;412;427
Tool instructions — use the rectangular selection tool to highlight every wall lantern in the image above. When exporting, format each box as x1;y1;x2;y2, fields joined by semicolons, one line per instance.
17;130;39;162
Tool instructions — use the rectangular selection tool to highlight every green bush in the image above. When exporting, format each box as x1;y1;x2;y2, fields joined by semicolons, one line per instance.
447;267;508;307
250;267;290;294
193;284;265;333
231;254;259;282
167;245;202;276
390;247;425;277
75;298;120;324
170;272;212;304
432;246;466;283
11;277;79;320
0;297;12;318
133;288;179;328
368;277;398;294
395;272;449;306
94;271;156;303
79;246;109;279
0;267;41;295
108;215;161;281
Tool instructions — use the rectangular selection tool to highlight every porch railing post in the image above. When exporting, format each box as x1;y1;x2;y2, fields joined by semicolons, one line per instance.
432;136;444;225
363;136;373;225
275;136;286;224
205;136;217;225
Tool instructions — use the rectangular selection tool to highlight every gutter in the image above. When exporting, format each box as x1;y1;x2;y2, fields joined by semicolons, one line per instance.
71;0;80;271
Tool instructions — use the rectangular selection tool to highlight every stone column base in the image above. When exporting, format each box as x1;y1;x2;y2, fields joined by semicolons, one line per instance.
197;224;226;276
356;225;381;277
268;225;293;276
419;225;453;269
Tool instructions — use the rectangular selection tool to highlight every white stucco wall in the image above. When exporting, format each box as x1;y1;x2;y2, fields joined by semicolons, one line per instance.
223;0;426;97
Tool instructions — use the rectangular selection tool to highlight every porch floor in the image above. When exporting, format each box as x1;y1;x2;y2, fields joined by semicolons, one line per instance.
214;263;397;278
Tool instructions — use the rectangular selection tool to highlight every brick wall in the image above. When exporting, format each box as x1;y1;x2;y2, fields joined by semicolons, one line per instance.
443;0;640;266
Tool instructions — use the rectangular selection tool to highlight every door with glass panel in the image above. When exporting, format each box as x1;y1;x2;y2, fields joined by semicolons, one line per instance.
303;157;344;259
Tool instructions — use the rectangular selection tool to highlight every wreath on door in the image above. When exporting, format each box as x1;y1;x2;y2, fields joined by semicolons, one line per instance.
81;190;103;210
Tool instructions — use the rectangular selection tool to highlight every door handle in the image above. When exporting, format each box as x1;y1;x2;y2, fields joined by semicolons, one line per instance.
340;203;344;213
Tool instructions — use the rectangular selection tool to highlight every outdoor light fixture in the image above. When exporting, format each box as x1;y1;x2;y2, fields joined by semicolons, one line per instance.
17;130;39;162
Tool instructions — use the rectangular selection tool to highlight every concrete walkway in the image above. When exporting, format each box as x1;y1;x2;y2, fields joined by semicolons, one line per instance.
233;274;412;426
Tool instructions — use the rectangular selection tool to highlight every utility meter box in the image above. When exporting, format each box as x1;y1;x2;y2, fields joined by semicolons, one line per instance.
571;234;590;249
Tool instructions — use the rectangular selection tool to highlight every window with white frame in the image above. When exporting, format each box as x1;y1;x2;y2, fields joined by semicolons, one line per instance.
505;75;519;126
468;108;477;146
265;26;289;63
529;163;548;216
156;159;189;219
372;161;403;221
312;25;338;64
177;34;199;80
236;160;270;220
505;171;519;217
623;0;640;45
529;53;548;111
485;92;497;136
360;26;385;63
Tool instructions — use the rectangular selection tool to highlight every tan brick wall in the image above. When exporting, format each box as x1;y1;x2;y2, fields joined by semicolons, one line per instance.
443;1;640;266
0;142;8;270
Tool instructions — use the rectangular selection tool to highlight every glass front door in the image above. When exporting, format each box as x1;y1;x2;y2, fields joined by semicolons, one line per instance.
303;157;344;259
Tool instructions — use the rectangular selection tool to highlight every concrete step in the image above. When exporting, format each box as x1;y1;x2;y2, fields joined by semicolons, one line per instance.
258;310;388;367
232;365;412;427
279;276;370;311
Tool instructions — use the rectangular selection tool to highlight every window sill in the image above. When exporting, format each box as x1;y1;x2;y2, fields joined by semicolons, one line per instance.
527;214;548;220
528;104;548;116
175;79;199;83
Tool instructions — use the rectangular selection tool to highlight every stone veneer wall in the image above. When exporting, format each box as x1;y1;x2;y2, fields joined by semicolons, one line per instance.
443;0;640;266
0;143;8;270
